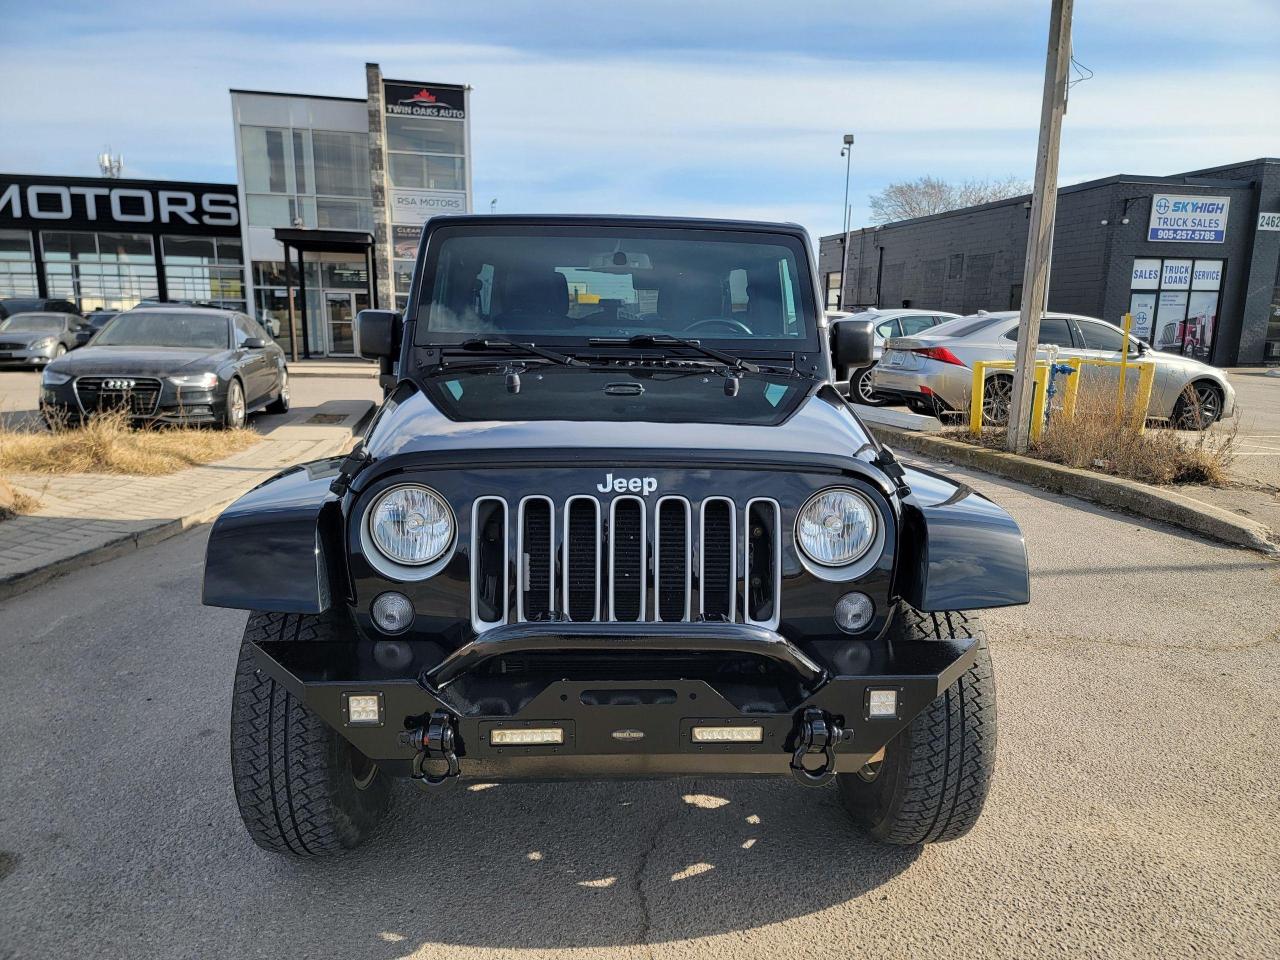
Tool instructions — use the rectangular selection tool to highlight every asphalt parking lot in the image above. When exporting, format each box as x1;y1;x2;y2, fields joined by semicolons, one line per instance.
2;458;1277;960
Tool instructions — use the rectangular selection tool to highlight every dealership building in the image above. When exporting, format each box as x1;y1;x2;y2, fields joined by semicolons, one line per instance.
0;62;472;358
818;158;1280;366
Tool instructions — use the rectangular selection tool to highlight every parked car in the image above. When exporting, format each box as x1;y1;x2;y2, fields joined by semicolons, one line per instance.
72;309;120;348
202;213;1031;858
871;310;1236;429
829;308;960;405
0;312;86;368
0;297;81;321
39;307;289;429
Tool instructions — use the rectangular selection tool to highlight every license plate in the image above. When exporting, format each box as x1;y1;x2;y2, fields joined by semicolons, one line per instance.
885;352;905;367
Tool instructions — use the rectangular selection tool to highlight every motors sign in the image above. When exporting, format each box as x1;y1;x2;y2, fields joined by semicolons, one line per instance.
383;81;466;120
390;189;467;225
1147;194;1230;243
0;174;239;232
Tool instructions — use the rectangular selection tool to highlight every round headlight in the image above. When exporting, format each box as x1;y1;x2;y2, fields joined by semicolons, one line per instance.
796;487;878;566
367;485;454;566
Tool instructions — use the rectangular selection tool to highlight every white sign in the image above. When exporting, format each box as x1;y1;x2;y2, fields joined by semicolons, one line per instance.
1160;259;1192;290
1190;260;1223;291
389;189;468;225
1259;211;1280;232
1130;258;1161;289
1148;194;1230;243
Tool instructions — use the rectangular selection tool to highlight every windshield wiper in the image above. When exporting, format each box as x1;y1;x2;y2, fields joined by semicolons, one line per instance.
586;334;759;373
457;338;585;367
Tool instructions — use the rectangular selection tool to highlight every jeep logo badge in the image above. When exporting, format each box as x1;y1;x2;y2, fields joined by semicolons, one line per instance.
596;473;657;495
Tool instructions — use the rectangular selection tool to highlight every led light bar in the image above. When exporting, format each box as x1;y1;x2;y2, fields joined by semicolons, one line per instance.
489;727;564;746
691;725;764;743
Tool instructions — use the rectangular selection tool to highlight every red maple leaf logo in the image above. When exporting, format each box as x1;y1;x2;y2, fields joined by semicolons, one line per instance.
410;89;437;103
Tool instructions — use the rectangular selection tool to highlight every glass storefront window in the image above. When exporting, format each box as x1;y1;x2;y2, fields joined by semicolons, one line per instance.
388;153;465;191
242;126;291;194
41;231;159;310
386;115;464;155
0;229;38;297
1129;256;1223;362
313;131;370;198
316;198;373;231
161;236;246;311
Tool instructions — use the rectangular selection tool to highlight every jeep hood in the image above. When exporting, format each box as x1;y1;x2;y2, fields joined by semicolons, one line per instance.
361;370;874;464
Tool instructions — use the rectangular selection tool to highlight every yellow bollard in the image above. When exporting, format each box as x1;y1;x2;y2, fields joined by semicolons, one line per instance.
1030;364;1050;442
969;361;988;436
1116;312;1133;418
1060;356;1081;423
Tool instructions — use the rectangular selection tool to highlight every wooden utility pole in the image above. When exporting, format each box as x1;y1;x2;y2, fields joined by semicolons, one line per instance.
1007;0;1074;454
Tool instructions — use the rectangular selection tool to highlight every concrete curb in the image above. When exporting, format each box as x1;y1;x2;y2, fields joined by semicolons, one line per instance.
0;403;373;605
869;424;1280;558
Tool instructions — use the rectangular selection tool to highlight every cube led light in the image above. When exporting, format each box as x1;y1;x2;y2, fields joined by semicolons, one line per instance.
346;694;382;725
691;725;764;743
490;727;564;746
867;689;898;718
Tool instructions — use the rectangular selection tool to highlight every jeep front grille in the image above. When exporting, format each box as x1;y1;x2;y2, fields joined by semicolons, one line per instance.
474;494;782;632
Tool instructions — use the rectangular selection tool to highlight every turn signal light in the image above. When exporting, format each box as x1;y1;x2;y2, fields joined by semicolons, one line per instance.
913;347;967;367
692;725;764;743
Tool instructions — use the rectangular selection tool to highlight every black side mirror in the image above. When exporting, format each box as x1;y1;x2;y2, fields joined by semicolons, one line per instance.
357;309;401;361
243;337;266;349
831;317;875;370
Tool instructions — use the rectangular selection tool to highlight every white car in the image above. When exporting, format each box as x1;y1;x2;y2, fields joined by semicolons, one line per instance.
828;308;960;405
871;310;1236;429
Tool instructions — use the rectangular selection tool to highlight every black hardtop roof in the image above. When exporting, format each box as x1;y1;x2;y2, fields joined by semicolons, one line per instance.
423;213;810;238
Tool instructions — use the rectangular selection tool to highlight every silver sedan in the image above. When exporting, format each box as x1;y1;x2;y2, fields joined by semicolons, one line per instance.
870;310;1236;429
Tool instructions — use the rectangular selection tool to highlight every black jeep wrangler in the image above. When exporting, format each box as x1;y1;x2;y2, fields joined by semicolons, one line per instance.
203;215;1029;857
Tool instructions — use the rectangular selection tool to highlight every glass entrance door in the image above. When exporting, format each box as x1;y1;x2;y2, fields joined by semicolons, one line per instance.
324;291;356;356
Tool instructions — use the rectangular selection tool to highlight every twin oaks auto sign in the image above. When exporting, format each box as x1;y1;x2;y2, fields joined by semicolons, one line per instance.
1147;194;1230;243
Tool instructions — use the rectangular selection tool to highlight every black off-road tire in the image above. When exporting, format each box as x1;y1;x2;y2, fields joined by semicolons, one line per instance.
837;607;996;844
230;611;393;857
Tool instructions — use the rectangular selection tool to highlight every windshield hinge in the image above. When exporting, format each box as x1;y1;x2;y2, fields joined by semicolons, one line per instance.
874;445;912;497
329;444;371;497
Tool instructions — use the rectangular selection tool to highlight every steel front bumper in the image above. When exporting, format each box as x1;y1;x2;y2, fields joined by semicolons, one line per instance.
248;621;978;783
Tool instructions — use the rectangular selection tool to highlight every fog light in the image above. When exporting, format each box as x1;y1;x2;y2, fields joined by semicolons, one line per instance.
345;693;383;725
371;591;414;634
692;725;764;743
490;727;564;746
834;592;874;633
867;689;898;719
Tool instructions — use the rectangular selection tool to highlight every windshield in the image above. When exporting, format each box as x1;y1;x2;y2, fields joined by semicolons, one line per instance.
93;312;229;349
0;314;62;333
415;226;817;349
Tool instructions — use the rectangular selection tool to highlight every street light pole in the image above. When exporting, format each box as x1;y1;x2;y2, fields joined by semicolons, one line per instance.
838;133;855;310
1007;0;1073;454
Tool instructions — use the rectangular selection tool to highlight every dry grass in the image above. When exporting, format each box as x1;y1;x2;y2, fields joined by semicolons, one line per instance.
0;409;259;477
0;477;40;520
948;384;1237;486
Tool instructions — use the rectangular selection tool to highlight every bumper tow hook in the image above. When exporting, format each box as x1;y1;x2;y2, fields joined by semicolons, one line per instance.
790;707;845;787
401;711;461;785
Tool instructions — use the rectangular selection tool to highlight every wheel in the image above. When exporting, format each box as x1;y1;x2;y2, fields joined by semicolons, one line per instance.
837;607;996;845
1172;380;1223;430
230;611;393;857
981;374;1014;427
851;366;888;406
265;368;290;414
221;378;246;429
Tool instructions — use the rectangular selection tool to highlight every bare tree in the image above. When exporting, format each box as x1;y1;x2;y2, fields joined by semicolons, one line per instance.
867;175;1031;225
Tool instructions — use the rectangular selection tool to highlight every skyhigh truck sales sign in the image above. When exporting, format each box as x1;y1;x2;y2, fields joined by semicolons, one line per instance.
1147;194;1230;243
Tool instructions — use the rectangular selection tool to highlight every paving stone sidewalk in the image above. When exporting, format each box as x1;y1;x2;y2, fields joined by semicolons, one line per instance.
0;400;372;601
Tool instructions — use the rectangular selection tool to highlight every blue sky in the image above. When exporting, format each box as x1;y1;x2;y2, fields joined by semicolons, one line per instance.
0;0;1275;239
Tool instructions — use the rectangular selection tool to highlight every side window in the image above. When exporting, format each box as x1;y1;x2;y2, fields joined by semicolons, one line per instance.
233;316;253;347
899;315;936;336
778;259;798;334
1075;319;1127;353
876;319;899;338
1007;316;1074;347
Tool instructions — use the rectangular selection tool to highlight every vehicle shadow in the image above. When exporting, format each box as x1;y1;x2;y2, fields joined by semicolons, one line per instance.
280;776;920;952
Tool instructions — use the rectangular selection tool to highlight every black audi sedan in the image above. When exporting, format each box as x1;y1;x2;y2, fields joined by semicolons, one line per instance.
39;307;289;429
